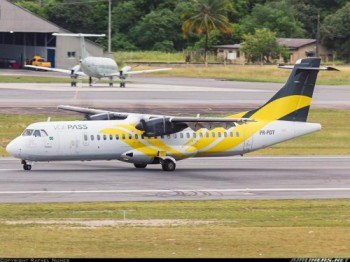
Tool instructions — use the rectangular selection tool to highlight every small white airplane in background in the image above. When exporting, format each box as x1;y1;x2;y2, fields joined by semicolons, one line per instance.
25;33;172;87
7;58;338;171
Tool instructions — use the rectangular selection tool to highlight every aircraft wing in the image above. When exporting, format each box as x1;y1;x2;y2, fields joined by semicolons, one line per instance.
24;65;87;76
169;116;254;130
58;105;254;131
103;67;172;78
57;105;129;120
123;68;172;76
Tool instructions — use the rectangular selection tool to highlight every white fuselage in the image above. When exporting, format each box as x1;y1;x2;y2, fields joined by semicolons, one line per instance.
6;115;321;166
81;56;118;79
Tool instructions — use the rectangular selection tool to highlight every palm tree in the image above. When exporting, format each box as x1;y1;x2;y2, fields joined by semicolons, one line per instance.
182;0;233;65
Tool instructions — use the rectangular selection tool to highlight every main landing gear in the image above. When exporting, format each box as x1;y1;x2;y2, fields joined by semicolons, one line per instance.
161;158;176;172
132;157;176;171
21;160;32;171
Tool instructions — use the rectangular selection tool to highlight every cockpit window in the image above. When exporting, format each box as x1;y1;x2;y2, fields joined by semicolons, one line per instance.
22;129;34;136
33;130;41;137
22;129;49;137
41;129;48;137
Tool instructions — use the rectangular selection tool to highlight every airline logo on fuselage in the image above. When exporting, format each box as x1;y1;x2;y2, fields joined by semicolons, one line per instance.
53;124;88;130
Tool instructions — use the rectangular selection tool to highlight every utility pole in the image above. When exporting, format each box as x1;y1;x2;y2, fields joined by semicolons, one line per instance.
315;8;320;57
108;0;112;53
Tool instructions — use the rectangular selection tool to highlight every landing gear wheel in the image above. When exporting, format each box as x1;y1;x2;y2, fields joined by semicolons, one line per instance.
161;159;176;171
134;163;147;169
120;82;125;88
23;164;32;171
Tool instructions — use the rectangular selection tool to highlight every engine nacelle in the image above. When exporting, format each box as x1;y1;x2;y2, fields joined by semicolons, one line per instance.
135;117;187;137
120;149;155;164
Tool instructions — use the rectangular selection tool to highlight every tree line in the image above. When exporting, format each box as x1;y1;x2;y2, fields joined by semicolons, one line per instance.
11;0;350;62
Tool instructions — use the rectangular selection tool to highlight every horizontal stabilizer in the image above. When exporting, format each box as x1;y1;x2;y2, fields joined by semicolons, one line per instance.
278;65;340;71
52;33;105;38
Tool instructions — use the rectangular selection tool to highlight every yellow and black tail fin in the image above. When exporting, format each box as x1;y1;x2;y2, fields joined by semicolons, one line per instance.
240;57;338;122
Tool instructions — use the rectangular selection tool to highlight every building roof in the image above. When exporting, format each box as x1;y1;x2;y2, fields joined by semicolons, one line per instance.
213;38;316;51
212;44;241;49
277;38;316;49
0;0;61;32
0;0;103;49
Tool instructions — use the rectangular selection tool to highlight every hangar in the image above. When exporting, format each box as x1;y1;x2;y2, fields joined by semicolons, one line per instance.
0;0;109;69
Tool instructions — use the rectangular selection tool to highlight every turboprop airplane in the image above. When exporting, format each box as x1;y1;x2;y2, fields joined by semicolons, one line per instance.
7;57;338;171
25;33;172;87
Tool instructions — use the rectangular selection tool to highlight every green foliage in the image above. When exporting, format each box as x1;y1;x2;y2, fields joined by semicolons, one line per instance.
241;28;287;63
240;0;306;38
181;0;233;63
11;0;350;62
16;0;48;18
131;8;182;52
321;2;350;62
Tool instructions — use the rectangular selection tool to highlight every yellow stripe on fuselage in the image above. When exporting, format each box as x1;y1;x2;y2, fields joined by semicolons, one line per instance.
97;95;311;159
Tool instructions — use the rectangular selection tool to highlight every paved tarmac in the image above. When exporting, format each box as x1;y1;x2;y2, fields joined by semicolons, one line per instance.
1;156;350;203
0;69;349;116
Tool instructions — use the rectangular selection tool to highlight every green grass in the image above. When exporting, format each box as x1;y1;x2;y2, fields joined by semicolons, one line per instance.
115;50;185;64
1;109;350;156
0;200;349;257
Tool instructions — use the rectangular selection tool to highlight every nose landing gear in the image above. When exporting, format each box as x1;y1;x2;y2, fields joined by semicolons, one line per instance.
21;160;32;171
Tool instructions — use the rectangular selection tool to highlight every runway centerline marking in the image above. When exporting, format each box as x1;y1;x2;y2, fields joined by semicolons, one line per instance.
0;188;350;195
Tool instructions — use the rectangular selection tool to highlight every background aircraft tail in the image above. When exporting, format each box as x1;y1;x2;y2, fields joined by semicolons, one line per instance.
52;33;105;60
238;57;337;122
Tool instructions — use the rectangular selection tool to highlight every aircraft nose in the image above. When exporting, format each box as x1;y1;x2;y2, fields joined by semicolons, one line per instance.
6;139;21;157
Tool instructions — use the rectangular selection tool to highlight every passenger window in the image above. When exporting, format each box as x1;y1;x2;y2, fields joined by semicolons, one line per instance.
110;135;113;140
91;135;94;141
84;134;88;141
218;132;221;138
224;132;227;138
173;134;177;139
199;133;203;138
193;133;197;138
180;133;184;139
115;135;119;140
103;135;107;140
97;135;100;141
186;133;190;139
122;134;126;140
129;134;132;139
206;132;209;138
230;132;233;137
33;130;41;137
22;129;34;136
212;132;215;138
236;131;240;137
135;134;138;139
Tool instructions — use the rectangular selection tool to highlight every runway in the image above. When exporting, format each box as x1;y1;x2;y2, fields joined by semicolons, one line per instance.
0;73;349;116
1;156;350;203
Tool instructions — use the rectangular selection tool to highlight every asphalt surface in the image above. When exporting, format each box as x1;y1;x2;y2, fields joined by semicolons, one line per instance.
1;156;350;203
0;69;349;116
